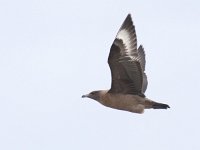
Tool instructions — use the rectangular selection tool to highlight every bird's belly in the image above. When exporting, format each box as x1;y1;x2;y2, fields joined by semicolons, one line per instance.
101;94;145;113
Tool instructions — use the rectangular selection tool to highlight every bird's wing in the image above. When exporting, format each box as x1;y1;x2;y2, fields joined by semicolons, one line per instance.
137;45;148;93
108;14;146;96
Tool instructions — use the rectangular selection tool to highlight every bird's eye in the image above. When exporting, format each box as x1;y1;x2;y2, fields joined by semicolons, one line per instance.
91;92;95;95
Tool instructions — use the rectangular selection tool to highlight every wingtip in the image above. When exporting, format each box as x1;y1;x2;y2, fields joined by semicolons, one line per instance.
119;13;134;31
138;45;144;50
125;13;132;21
127;13;131;18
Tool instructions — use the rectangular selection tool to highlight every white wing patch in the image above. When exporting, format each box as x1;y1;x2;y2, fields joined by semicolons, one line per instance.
116;29;133;56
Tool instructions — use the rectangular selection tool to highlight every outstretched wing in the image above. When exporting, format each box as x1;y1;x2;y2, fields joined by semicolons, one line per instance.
108;14;147;96
137;45;148;93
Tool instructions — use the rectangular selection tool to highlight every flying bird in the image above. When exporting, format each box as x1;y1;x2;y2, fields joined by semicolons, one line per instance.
82;14;170;114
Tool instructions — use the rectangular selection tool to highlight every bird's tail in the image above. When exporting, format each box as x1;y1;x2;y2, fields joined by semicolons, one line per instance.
152;102;170;109
145;100;170;109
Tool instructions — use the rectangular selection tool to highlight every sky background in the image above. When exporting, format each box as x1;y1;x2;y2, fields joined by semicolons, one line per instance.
0;0;200;149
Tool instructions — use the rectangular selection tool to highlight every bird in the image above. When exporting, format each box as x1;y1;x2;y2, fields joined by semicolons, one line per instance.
82;14;170;114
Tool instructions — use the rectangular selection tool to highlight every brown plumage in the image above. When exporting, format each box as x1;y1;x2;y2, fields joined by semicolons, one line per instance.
82;14;170;114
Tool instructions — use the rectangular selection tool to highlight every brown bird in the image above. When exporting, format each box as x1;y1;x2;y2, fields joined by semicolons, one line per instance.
82;14;170;114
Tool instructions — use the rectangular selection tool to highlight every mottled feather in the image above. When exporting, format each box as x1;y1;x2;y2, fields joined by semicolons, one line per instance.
108;14;146;97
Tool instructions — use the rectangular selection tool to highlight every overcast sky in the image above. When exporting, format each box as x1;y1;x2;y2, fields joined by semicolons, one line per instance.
0;0;200;150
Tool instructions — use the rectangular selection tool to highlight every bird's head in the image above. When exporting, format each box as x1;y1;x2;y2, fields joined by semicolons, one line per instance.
82;90;106;101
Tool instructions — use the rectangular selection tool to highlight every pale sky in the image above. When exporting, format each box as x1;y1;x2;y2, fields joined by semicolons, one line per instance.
0;0;200;150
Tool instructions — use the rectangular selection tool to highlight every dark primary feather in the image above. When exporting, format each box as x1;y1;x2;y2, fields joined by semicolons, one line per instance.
108;14;147;97
137;45;146;71
137;45;148;93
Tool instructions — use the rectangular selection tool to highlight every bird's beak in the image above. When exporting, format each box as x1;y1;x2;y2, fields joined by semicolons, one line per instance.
82;94;89;98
